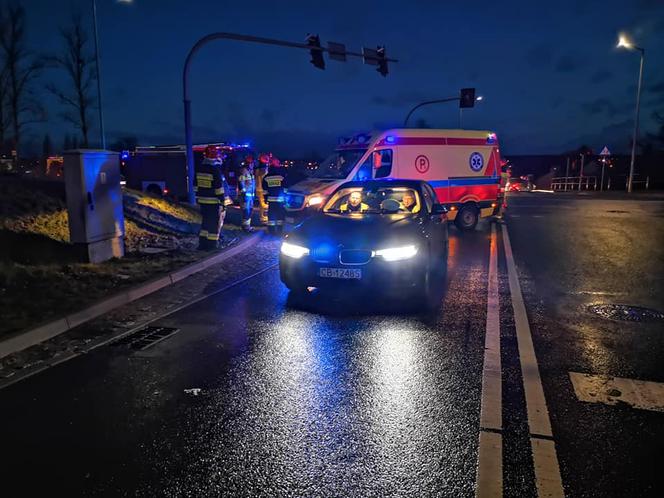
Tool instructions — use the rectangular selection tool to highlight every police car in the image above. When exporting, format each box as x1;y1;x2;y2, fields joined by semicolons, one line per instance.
279;179;448;304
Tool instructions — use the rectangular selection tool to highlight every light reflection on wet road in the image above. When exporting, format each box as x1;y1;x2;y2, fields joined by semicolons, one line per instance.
0;227;491;496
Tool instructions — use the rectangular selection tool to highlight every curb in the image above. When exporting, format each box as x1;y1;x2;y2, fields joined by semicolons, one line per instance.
0;232;262;360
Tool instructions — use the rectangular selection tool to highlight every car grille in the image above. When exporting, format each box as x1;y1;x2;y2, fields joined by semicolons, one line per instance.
311;245;337;263
285;193;305;209
339;249;372;265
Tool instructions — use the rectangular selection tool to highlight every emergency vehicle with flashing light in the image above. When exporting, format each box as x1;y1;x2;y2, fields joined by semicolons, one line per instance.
284;129;502;230
122;142;253;200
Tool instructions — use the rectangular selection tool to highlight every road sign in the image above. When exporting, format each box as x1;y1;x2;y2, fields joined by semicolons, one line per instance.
328;42;346;61
599;146;611;156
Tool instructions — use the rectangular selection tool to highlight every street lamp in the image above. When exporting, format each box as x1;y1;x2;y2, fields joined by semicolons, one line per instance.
617;32;645;193
91;0;133;150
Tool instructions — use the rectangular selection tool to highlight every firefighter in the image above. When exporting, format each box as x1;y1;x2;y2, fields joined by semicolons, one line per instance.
238;154;256;231
262;156;286;234
195;146;226;250
340;191;369;213
255;153;270;225
495;161;511;221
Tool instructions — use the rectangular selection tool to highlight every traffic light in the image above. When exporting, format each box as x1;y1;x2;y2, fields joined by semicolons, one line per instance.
459;88;476;108
306;34;325;70
376;46;388;77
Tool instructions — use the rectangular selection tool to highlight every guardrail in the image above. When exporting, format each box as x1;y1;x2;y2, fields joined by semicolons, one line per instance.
607;176;650;190
551;176;598;191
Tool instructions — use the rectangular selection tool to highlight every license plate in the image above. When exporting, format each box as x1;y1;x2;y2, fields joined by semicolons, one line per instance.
285;216;295;224
319;268;362;279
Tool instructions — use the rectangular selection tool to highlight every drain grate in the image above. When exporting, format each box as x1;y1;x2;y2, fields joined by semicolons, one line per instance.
588;304;664;322
112;326;180;350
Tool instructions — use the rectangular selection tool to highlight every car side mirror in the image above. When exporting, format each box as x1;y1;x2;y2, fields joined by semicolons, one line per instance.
431;204;447;215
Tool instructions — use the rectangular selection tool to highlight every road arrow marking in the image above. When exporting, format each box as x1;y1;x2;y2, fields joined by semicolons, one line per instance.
569;372;664;412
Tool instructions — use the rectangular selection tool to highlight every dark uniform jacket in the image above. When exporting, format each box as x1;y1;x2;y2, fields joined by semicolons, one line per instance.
194;160;225;205
262;171;286;202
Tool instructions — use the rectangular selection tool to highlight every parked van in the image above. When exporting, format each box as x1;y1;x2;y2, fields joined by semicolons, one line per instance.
284;129;502;230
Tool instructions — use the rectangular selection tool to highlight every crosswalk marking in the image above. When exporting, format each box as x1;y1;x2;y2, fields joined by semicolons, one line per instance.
569;372;664;412
476;224;503;498
502;225;565;498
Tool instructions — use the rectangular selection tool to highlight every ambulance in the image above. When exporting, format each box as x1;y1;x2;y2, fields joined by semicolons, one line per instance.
284;129;502;230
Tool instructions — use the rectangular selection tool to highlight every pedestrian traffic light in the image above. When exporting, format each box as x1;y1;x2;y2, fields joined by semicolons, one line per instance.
459;88;476;108
306;34;325;70
376;46;388;77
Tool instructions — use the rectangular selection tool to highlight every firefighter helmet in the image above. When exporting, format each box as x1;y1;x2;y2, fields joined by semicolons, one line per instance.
204;145;219;159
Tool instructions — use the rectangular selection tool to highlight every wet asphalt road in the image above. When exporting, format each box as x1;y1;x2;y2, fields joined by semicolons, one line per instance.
1;192;663;497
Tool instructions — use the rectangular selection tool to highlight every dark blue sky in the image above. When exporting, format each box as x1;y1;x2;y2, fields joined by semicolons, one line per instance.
28;0;664;156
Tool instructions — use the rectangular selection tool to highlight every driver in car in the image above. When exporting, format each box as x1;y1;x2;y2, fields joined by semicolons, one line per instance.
340;191;369;213
400;191;420;213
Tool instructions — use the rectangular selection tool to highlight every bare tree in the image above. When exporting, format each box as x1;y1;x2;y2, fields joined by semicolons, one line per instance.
0;67;8;151
46;13;95;147
0;3;43;158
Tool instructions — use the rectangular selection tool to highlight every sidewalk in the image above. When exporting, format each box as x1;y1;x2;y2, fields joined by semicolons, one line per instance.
0;234;280;388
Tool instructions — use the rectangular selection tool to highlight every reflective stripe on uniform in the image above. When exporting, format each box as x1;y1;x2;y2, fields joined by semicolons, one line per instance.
199;229;209;237
196;197;221;204
214;187;223;195
266;176;283;187
267;196;283;202
206;233;220;241
196;173;213;180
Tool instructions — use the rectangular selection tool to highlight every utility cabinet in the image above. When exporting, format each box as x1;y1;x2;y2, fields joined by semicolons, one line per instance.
63;150;125;263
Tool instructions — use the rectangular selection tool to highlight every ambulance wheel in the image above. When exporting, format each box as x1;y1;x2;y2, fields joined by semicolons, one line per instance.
455;205;479;231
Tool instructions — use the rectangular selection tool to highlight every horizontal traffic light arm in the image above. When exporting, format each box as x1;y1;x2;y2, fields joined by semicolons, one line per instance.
184;33;398;94
403;97;460;127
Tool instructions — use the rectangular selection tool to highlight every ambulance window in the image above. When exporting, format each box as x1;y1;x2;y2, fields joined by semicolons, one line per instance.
374;149;393;178
354;156;372;181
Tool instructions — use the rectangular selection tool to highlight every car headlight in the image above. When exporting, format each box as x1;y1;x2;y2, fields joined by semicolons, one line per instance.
373;244;418;262
281;241;310;259
306;194;325;207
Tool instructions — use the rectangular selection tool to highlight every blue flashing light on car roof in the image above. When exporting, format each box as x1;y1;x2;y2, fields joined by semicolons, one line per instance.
121;150;129;160
385;135;396;144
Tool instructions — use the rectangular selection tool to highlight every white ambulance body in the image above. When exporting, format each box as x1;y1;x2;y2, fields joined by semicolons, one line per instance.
284;129;502;230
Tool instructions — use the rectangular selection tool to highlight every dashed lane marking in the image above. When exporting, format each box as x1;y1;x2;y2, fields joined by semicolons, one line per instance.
476;224;503;498
502;224;564;498
569;372;664;412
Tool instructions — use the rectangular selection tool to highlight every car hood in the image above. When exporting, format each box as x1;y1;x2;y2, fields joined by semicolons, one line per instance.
286;178;339;195
289;213;424;250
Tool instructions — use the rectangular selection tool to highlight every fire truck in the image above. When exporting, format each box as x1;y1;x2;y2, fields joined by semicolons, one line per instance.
122;143;253;200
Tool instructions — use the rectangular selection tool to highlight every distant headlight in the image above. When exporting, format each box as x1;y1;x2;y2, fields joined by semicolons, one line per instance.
306;194;325;207
373;244;418;262
281;241;310;259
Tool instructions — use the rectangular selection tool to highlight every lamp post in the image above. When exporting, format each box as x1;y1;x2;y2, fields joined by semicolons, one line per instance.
617;33;645;193
91;0;105;149
91;0;133;150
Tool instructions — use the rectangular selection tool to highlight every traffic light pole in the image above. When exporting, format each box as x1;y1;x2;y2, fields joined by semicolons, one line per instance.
403;97;460;128
183;32;397;205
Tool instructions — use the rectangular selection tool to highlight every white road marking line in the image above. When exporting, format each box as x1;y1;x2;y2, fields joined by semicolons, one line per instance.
476;224;503;498
569;372;664;412
477;431;502;498
480;224;502;431
502;225;564;498
531;438;564;498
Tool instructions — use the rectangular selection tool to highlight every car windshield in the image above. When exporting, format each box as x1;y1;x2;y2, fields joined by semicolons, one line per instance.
323;186;422;215
312;149;366;179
